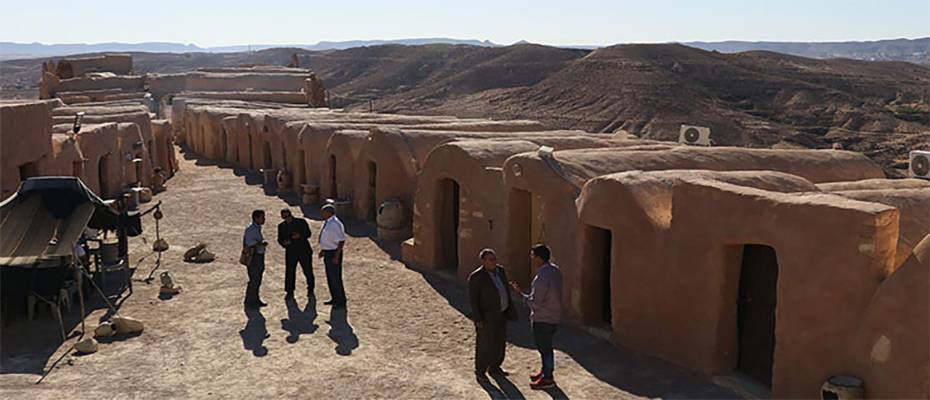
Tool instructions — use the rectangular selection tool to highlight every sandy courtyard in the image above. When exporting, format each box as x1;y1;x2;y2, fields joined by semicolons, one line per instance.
0;149;740;399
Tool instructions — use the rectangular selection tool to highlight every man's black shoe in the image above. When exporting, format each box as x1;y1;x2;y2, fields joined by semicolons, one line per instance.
323;299;335;305
488;367;510;376
258;301;268;307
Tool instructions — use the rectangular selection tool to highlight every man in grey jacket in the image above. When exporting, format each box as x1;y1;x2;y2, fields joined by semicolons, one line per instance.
510;243;563;390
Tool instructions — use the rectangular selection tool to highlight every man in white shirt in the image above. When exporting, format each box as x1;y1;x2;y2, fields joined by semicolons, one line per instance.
318;204;348;309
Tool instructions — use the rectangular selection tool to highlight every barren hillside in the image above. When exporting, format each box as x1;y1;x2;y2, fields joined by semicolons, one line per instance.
415;44;929;176
1;43;926;175
302;44;588;108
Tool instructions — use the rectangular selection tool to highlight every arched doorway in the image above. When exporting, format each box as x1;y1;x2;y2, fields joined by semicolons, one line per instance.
329;155;338;198
580;225;613;329
98;154;111;198
436;178;460;270
736;244;778;388
367;161;377;220
262;142;273;170
220;128;228;162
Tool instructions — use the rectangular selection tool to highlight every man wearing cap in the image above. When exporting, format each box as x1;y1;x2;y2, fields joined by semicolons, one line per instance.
318;204;348;309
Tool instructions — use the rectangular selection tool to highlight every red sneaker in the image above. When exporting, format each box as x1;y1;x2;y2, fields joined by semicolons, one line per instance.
529;371;543;381
530;377;556;390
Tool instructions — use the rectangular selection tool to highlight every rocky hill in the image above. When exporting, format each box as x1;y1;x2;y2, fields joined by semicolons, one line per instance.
409;44;929;176
1;43;926;175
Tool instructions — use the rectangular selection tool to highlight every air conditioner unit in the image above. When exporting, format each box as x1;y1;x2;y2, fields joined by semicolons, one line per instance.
679;125;712;146
909;150;930;179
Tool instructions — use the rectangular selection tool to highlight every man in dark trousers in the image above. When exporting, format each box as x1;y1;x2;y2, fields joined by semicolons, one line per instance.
277;209;314;300
243;209;268;309
318;204;347;309
468;248;517;381
510;243;563;390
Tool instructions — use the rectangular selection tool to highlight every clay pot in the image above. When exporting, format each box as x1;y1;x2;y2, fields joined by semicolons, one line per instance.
276;170;292;191
377;199;406;230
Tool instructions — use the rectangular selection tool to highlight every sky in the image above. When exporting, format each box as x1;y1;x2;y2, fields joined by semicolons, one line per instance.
1;0;927;47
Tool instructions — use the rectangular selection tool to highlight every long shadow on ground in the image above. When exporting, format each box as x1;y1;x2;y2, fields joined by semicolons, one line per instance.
179;150;739;398
410;266;741;399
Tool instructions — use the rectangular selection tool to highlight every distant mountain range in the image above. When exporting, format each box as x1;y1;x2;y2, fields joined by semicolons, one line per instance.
0;38;497;59
2;37;927;64
684;37;930;64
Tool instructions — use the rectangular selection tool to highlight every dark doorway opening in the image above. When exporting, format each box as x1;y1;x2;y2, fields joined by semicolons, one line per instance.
98;155;111;198
508;189;535;285
247;134;254;169
582;225;613;327
262;142;272;170
297;150;306;185
329;155;338;199
367;162;378;220
220;128;228;161
737;244;778;388
437;179;460;270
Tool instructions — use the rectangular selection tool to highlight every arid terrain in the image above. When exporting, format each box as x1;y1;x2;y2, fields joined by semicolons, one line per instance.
0;149;744;399
2;43;927;175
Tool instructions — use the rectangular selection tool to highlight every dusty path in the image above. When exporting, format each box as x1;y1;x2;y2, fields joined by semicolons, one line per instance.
0;149;739;399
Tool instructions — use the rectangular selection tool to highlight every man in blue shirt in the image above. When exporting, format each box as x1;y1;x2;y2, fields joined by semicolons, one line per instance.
511;243;563;390
243;209;268;309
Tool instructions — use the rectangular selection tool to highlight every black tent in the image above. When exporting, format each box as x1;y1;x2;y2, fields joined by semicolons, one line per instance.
0;177;120;302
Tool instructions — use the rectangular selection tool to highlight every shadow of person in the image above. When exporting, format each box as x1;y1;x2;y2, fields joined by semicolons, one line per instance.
239;308;269;357
325;307;358;356
542;385;569;400
281;297;318;343
490;374;527;400
477;378;507;399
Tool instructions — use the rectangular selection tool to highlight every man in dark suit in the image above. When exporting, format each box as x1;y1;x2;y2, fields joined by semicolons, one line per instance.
277;209;314;300
468;248;518;381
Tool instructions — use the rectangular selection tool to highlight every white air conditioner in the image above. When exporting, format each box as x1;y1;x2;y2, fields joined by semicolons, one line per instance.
679;125;712;146
909;150;930;179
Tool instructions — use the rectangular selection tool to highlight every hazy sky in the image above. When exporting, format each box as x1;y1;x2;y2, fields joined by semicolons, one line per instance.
2;0;927;47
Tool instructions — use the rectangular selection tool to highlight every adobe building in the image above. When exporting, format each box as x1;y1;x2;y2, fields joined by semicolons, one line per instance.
116;122;154;188
498;147;886;321
71;123;121;199
319;130;375;205
46;133;86;178
349;127;614;231
403;138;673;277
574;170;928;398
52;104;158;189
0;100;55;198
151;119;178;178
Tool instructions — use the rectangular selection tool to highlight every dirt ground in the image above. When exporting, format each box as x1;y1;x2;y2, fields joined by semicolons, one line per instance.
0;149;741;399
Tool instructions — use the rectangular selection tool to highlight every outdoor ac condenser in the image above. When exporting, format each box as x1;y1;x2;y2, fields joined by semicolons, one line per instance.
909;150;930;179
679;125;712;146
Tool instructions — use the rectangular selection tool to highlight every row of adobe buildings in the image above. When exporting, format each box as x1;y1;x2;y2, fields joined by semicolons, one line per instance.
4;54;928;398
